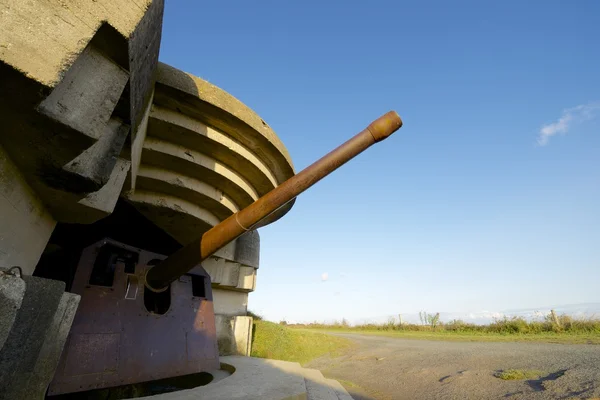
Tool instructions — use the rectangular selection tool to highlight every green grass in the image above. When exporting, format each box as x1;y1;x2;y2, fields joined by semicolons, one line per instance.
495;369;545;380
288;313;600;345
296;327;600;344
250;320;353;365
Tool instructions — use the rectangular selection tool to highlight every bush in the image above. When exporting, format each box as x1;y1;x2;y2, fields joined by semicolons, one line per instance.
487;317;531;334
288;311;600;336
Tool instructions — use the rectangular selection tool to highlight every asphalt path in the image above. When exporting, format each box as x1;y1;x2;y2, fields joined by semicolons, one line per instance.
307;333;600;400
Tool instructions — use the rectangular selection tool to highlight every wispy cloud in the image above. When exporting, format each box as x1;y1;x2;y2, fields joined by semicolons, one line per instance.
538;102;600;146
321;272;329;282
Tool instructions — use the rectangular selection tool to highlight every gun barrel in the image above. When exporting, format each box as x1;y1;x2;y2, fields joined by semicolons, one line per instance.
145;111;403;292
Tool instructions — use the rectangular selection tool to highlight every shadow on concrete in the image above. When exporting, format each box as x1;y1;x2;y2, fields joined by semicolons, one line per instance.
526;369;568;392
46;372;214;399
210;356;375;400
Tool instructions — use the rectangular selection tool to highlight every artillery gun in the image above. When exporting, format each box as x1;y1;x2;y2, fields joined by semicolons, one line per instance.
47;112;402;396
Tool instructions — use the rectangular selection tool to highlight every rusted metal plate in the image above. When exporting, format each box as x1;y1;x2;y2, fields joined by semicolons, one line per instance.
47;238;219;396
63;333;120;376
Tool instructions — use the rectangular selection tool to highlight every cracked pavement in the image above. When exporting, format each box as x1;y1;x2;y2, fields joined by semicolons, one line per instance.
307;333;600;400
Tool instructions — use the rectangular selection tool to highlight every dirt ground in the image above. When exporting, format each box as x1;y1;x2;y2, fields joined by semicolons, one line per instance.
307;333;600;400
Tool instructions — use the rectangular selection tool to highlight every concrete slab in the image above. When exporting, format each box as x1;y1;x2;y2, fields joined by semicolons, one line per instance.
302;368;338;400
154;63;295;181
0;275;80;400
147;106;279;193
0;270;25;349
138;356;307;400
0;0;162;228
325;379;354;400
0;146;56;275
37;46;128;142
234;231;260;269
0;0;151;88
19;292;80;400
215;315;253;356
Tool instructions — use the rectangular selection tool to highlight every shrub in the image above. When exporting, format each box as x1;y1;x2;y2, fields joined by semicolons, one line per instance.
287;312;600;336
495;369;545;380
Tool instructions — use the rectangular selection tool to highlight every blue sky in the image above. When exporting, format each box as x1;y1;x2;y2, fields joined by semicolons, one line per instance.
159;1;600;323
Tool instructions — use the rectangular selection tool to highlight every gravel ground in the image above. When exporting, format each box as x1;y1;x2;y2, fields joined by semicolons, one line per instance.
307;333;600;400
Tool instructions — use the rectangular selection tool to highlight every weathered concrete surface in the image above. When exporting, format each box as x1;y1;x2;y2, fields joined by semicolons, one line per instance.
0;275;80;400
134;356;353;400
37;45;129;143
19;292;80;400
303;368;338;400
141;136;260;204
134;165;239;219
140;357;306;400
234;230;260;269
0;146;56;274
0;271;25;349
127;0;164;134
125;63;296;246
35;43;130;194
154;63;295;180
215;315;253;356
130;91;154;189
308;333;600;400
76;157;131;223
148;105;279;192
0;0;151;88
204;260;256;292
1;2;298;391
212;291;250;316
0;0;163;226
197;231;260;355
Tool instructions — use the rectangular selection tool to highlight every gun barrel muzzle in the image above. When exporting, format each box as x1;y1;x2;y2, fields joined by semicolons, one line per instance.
145;111;402;292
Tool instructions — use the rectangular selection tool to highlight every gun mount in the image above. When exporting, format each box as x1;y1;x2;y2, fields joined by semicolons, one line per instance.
145;111;403;292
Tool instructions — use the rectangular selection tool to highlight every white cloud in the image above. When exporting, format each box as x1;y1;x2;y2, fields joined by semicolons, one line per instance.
321;272;329;282
538;102;600;146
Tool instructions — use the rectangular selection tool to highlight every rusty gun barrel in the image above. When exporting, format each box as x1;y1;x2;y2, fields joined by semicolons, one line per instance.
145;111;403;292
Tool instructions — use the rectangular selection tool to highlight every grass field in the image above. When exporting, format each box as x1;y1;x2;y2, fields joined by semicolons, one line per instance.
248;312;599;368
250;320;353;365
296;327;600;344
287;313;600;345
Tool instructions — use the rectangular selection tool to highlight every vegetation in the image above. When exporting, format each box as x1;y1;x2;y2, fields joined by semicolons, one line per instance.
288;311;600;344
419;311;441;328
495;369;545;380
250;320;352;365
246;310;263;320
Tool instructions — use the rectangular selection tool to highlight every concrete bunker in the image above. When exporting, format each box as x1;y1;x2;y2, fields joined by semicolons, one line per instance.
0;1;400;399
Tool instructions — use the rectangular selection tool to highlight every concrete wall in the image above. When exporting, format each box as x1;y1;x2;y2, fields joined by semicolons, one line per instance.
0;0;152;88
0;0;294;366
0;146;55;274
215;315;253;357
0;271;80;400
187;231;259;355
213;289;249;316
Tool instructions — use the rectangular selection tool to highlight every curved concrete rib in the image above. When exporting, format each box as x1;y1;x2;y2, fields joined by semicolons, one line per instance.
125;191;220;244
154;63;295;182
141;137;259;206
135;166;239;221
149;105;279;192
126;64;296;244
